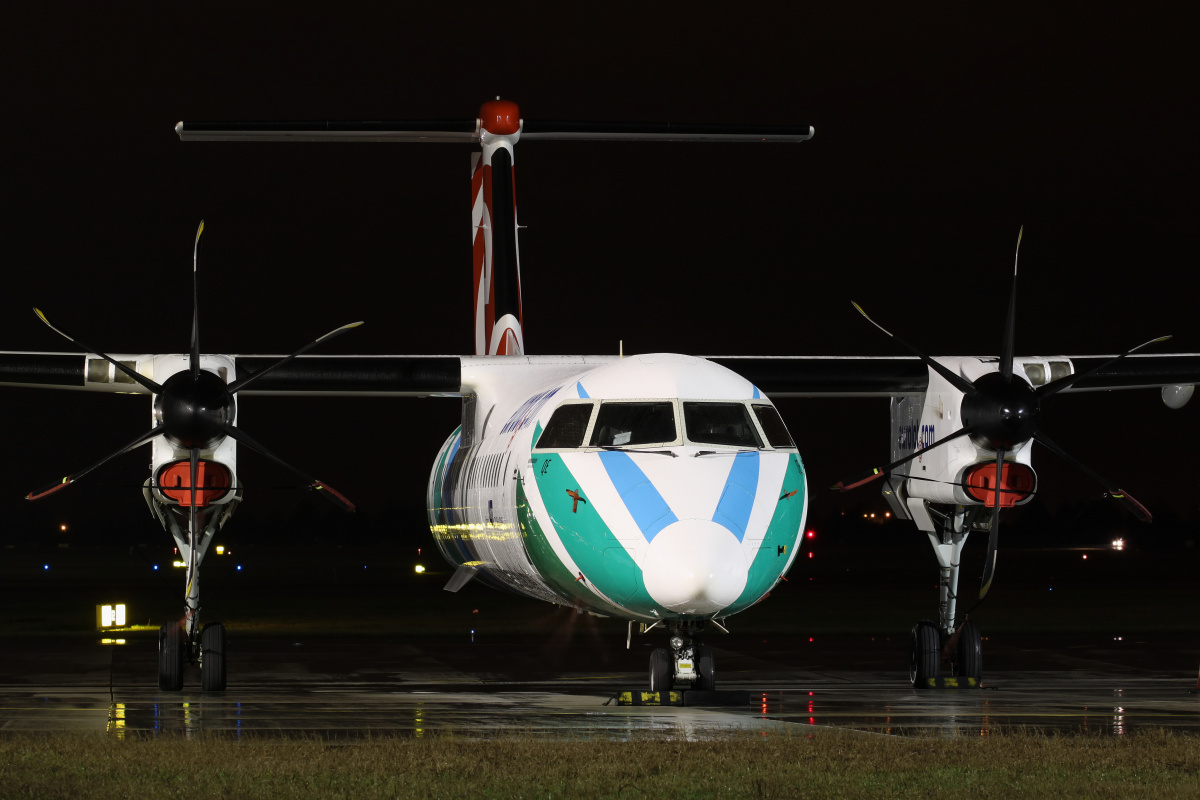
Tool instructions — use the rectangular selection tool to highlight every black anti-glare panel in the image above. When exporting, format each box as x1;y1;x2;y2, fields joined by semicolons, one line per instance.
233;356;461;394
1063;355;1200;390
0;353;85;386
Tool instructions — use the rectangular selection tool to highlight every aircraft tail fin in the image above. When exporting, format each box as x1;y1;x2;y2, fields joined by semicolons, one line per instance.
176;100;813;358
472;99;525;356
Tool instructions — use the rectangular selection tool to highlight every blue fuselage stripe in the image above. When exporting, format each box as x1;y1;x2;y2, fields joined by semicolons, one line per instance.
598;450;678;542
712;451;759;541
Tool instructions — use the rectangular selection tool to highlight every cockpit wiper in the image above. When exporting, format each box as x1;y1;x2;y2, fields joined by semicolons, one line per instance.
693;449;759;457
599;446;678;457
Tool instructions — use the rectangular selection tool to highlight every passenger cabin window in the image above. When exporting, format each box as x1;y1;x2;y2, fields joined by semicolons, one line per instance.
590;402;677;447
684;402;763;447
752;404;796;448
535;403;594;449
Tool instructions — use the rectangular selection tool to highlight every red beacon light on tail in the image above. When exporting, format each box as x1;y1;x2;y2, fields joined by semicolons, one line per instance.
480;99;521;136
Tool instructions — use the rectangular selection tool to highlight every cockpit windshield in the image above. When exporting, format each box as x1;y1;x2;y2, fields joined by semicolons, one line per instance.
683;402;763;447
533;398;795;451
590;402;676;447
535;402;594;449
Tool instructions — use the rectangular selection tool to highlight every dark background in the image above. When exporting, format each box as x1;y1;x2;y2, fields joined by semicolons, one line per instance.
2;5;1197;563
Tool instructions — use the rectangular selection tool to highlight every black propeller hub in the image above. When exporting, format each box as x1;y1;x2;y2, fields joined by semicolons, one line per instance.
961;371;1040;451
155;370;235;449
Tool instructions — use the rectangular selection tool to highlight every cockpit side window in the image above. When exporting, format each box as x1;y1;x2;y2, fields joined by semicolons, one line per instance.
683;402;763;448
751;404;796;448
535;402;595;449
589;402;677;447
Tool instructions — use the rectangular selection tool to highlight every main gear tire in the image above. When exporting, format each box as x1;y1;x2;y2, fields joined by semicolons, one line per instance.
909;620;941;689
200;622;227;692
954;621;982;683
158;622;185;692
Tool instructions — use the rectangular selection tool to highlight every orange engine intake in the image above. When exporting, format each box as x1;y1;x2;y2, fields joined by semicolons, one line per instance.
156;460;232;507
963;461;1035;508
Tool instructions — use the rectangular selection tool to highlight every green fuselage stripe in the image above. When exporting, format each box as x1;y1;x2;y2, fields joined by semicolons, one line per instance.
725;453;806;614
529;450;659;617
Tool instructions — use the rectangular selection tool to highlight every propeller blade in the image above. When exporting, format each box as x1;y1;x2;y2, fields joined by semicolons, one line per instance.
978;449;1005;600
1031;430;1152;522
190;445;199;536
832;426;973;490
1000;226;1022;381
221;424;355;512
191;221;204;379
26;424;166;500
33;308;163;395
225;321;364;395
1037;334;1173;399
187;448;196;592
850;302;977;396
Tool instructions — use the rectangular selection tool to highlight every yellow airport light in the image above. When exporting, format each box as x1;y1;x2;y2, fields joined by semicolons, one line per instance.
173;560;187;568
97;603;127;629
415;564;426;574
215;545;225;554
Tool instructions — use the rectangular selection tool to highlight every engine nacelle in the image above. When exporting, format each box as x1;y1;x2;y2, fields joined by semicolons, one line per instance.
146;354;240;509
883;356;1041;529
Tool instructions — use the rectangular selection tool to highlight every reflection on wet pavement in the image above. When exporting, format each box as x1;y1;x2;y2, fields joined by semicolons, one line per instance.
2;634;1199;738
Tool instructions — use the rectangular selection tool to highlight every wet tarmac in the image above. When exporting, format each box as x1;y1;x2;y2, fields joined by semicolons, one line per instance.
3;631;1200;738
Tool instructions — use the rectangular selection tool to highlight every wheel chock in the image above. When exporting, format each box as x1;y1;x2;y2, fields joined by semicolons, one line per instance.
614;689;751;706
616;690;685;706
918;676;981;690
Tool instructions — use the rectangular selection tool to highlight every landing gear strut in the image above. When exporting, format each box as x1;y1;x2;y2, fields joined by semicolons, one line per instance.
147;477;240;692
645;622;717;692
908;503;985;688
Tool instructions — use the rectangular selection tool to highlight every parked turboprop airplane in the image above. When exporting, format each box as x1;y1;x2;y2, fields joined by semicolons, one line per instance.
1;99;1197;693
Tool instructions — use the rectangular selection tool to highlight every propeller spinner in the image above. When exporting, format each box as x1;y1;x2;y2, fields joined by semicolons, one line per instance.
833;227;1165;600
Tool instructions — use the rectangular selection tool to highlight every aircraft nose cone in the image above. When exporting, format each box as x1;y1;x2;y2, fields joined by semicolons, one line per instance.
642;519;748;615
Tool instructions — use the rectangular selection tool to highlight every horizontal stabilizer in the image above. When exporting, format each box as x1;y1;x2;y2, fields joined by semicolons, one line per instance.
443;564;478;593
176;120;479;143
177;120;814;144
521;121;813;142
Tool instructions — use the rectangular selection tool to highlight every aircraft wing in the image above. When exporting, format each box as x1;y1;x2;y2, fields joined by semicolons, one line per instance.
2;352;1198;398
708;353;1200;397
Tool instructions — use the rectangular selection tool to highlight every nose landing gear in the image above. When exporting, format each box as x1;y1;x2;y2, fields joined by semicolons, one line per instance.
646;623;717;692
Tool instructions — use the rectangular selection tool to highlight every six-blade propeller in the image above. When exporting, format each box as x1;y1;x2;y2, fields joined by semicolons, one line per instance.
833;227;1166;599
26;221;361;521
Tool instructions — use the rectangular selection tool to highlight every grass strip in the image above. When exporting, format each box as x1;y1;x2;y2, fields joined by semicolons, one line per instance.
2;729;1199;799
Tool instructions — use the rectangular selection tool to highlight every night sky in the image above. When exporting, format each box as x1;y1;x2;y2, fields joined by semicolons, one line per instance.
2;6;1198;549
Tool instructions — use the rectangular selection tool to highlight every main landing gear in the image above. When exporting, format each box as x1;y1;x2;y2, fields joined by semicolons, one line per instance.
158;620;227;692
147;475;240;692
646;622;716;692
908;504;985;688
